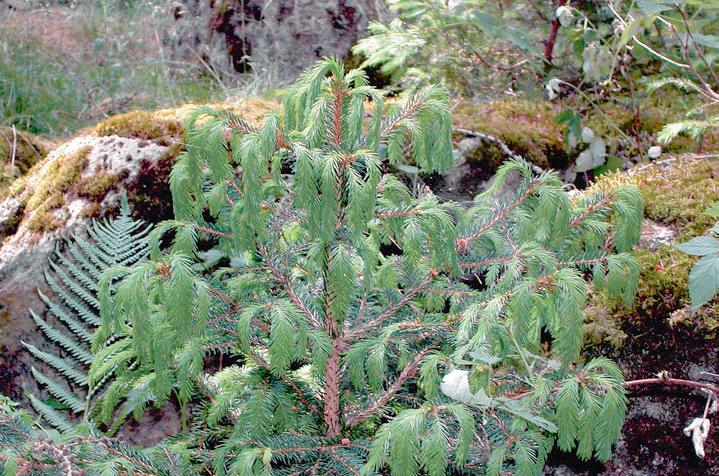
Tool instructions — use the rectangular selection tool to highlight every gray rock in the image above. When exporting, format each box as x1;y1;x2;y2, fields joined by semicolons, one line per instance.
164;0;391;81
0;134;175;442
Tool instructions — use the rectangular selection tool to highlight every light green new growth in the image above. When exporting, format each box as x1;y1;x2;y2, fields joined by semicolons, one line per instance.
23;194;152;431
91;57;643;475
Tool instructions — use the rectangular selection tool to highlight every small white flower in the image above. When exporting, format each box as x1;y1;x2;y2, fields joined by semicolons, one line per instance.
546;78;561;100
683;418;710;458
648;145;662;159
440;369;490;405
556;6;574;27
581;126;595;143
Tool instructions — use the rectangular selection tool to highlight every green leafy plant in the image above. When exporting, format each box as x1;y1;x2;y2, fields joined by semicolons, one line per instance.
22;194;152;432
0;394;188;475
569;1;719;148
90;57;642;475
352;0;542;96
676;201;719;312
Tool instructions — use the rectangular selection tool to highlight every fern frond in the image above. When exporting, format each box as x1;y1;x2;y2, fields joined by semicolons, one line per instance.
26;393;75;434
29;367;85;414
25;310;94;365
22;340;88;386
25;196;152;431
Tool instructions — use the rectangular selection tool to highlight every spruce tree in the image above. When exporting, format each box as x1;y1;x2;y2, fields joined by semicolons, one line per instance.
90;57;643;475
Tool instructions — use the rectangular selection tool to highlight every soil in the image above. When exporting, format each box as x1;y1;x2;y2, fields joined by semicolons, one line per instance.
427;161;719;475
543;297;719;475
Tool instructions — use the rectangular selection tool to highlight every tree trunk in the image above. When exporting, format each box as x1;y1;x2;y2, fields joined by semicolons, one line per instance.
323;342;342;437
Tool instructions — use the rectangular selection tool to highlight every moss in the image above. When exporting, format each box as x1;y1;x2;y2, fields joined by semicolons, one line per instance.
25;146;90;211
582;157;719;347
93;111;184;145
90;99;279;146
20;145;91;234
76;172;119;202
0;127;51;198
452;99;568;172
24;191;65;233
79;202;103;220
7;177;27;198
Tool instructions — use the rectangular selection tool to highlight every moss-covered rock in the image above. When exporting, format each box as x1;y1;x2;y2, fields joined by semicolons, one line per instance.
583;156;719;347
0;98;279;238
23;144;91;233
0;127;51;198
90;98;278;144
93;111;184;145
452;99;569;172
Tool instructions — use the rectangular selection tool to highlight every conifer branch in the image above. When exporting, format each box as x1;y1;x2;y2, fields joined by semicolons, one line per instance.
227;178;242;198
419;289;473;297
245;345;322;417
569;193;614;226
346;344;435;428
380;96;422;139
460;253;519;269
375;210;423;218
458;182;539;253
347;273;434;340
98;441;159;473
207;290;273;334
193;224;233;239
557;256;608;267
258;245;322;329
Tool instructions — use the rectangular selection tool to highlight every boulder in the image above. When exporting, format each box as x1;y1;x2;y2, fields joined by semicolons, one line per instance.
0;133;177;413
0;100;276;439
164;0;390;81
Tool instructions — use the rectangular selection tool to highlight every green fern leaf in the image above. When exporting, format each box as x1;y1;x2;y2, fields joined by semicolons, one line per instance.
24;195;152;430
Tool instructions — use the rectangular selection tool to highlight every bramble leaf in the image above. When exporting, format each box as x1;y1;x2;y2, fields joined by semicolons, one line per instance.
676;236;719;256
688;254;719;311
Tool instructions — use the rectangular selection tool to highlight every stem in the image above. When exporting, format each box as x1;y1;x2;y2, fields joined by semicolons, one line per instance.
624;375;719;396
676;5;719;99
543;0;567;71
331;79;345;147
606;2;690;71
323;341;342;437
180;400;187;432
621;62;644;162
